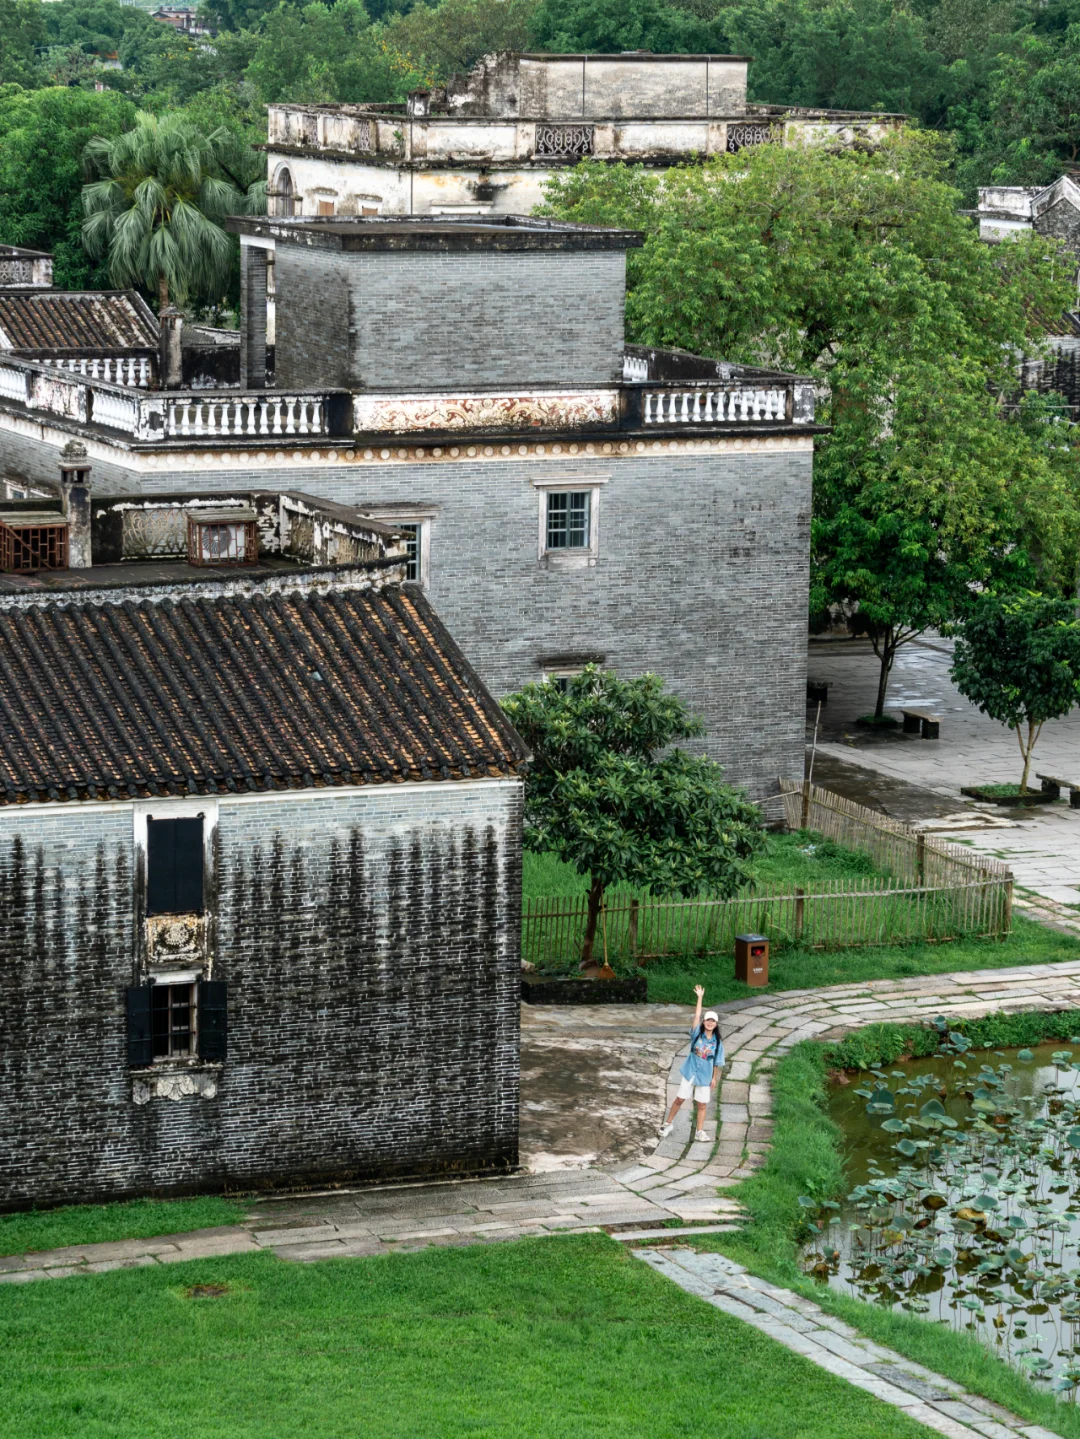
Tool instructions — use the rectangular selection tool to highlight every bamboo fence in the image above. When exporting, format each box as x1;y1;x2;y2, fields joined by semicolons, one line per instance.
521;781;1014;969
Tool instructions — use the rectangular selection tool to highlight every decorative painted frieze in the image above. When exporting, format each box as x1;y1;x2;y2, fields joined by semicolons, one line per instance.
352;390;620;434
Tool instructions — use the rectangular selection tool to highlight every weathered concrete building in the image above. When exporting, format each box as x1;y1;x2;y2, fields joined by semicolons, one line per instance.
264;51;903;219
0;480;526;1206
0;215;817;810
974;178;1080;411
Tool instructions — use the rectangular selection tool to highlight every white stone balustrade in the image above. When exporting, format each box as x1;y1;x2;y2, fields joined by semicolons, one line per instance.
642;387;789;424
0;360;27;403
46;356;154;387
91;389;142;432
622;354;650;382
165;395;326;438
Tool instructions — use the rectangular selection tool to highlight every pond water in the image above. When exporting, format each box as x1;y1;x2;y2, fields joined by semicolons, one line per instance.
803;1033;1080;1396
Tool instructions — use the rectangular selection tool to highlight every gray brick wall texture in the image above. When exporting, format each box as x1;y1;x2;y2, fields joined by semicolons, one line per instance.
272;246;628;391
0;782;522;1207
0;429;812;806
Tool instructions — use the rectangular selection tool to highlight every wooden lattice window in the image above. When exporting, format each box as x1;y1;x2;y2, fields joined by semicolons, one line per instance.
186;511;259;567
0;519;69;573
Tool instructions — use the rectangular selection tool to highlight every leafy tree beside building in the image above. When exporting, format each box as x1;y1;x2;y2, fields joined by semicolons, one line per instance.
502;669;762;972
541;132;1080;717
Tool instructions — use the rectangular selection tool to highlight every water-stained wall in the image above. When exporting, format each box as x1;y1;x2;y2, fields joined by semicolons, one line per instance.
0;779;522;1209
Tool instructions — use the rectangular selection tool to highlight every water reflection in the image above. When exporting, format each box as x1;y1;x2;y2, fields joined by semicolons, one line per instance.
805;1035;1080;1395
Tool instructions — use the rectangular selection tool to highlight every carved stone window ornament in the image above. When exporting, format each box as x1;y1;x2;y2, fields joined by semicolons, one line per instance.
726;123;782;154
534;124;594;159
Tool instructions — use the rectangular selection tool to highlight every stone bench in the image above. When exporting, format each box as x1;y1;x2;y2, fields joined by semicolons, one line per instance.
1036;773;1080;808
900;708;940;739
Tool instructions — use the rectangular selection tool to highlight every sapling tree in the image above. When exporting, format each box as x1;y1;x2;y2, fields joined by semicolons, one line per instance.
950;592;1080;793
501;667;763;971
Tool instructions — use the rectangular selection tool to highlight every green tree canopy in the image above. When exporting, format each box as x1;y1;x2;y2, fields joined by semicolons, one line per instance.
541;132;1080;716
502;668;762;971
82;111;265;307
382;0;536;86
246;0;396;104
951;591;1080;790
528;0;713;55
0;86;136;286
0;0;45;87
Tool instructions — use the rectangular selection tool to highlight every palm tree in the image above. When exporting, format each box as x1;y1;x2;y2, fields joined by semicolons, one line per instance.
82;112;266;309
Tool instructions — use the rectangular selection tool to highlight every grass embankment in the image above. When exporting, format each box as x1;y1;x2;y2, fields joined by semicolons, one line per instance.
0;1195;248;1258
693;1015;1080;1439
0;1234;939;1439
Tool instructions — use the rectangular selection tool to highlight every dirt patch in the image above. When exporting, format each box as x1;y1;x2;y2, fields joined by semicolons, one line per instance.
185;1283;231;1299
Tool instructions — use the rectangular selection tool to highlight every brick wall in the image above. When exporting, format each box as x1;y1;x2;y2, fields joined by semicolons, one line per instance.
272;245;627;390
0;427;812;807
0;780;522;1208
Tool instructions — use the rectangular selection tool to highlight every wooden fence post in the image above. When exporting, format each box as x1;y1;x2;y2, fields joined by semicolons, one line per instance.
794;887;805;944
629;898;640;964
916;833;925;888
1004;877;1013;935
800;778;811;831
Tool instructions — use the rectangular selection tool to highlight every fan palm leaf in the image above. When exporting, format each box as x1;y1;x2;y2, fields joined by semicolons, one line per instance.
81;110;265;308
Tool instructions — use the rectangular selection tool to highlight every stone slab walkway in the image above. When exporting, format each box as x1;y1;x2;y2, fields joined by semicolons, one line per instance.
806;638;1080;905
639;1248;1065;1439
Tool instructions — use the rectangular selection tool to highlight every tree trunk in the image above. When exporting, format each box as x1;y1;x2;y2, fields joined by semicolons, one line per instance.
873;628;895;719
580;877;604;972
157;273;169;310
1018;720;1041;794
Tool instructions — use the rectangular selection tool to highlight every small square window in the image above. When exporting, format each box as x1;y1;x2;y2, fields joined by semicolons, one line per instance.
543;667;583;692
546;491;591;550
151;983;195;1059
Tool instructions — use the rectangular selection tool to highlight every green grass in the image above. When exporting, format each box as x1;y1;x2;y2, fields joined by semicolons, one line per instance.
687;1036;1080;1439
521;831;877;900
0;1195;248;1257
644;912;1080;1003
0;1235;939;1439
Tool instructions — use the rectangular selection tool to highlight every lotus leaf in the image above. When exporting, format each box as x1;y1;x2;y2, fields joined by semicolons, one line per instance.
896;1139;918;1158
797;1196;817;1209
881;1119;910;1133
868;1204;894;1222
1017;1050;1035;1062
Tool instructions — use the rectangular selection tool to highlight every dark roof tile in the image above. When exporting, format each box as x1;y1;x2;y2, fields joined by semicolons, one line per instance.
0;581;527;804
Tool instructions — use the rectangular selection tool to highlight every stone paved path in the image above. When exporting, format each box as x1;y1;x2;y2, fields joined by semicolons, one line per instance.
806;638;1080;904
639;1248;1065;1439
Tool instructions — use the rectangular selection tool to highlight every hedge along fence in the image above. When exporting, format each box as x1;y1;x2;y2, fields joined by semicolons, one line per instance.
521;782;1015;969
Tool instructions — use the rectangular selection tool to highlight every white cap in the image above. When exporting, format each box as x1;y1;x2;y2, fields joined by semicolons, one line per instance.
704;1011;719;1023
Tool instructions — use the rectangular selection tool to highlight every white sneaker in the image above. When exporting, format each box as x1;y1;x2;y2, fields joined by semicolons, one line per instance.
695;1129;709;1142
658;1122;673;1137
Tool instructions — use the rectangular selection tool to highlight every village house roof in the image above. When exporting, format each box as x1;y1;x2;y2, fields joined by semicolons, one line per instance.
0;572;528;804
0;289;157;352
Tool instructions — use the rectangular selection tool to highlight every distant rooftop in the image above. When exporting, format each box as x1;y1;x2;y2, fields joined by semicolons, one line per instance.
228;213;644;253
0;289;157;353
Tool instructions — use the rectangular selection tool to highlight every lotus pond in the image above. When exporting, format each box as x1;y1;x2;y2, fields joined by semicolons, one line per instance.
802;1023;1080;1398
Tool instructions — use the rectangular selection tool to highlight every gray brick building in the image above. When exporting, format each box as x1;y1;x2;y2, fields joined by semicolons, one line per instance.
0;214;818;808
0;501;527;1207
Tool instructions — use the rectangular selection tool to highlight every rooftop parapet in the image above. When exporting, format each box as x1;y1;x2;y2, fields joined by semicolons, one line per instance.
0;246;53;291
0;349;816;446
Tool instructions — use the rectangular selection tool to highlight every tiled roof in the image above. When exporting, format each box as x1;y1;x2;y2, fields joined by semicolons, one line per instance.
0;290;157;351
0;580;527;804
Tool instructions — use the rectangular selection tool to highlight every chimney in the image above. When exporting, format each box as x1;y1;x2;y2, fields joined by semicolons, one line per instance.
58;440;92;568
159;304;183;389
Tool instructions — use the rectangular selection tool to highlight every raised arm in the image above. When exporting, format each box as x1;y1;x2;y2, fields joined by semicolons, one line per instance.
692;983;704;1031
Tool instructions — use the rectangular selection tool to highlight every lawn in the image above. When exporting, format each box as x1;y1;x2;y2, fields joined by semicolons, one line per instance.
0;1235;939;1439
0;1195;249;1258
521;831;876;900
644;912;1080;1004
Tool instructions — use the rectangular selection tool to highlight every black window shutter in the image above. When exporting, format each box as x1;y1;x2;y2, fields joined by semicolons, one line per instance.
126;986;154;1068
147;817;204;916
198;980;228;1062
